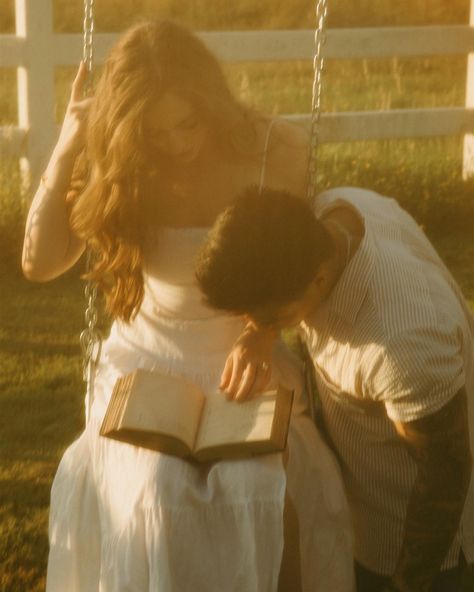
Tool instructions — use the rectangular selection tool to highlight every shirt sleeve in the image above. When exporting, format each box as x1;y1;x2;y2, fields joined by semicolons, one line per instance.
367;326;465;423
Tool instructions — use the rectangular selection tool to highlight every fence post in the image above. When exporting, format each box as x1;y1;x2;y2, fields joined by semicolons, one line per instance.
463;0;474;179
15;0;56;191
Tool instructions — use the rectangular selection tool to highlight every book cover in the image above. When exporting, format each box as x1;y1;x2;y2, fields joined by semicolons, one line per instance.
100;369;293;462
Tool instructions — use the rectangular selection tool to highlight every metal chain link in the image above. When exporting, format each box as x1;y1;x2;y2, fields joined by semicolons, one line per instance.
307;0;329;206
82;0;95;95
80;248;102;382
80;252;103;423
79;0;102;422
304;0;329;424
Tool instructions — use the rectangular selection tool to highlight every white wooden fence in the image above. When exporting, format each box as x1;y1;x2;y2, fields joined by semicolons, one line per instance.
1;0;474;188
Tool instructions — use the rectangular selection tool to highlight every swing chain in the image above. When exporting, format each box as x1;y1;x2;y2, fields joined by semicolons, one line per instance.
303;0;329;424
80;249;103;420
307;0;329;205
80;251;102;386
83;0;95;94
79;0;102;421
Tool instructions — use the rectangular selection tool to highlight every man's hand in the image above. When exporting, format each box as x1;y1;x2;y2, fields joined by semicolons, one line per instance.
221;322;278;402
390;388;472;592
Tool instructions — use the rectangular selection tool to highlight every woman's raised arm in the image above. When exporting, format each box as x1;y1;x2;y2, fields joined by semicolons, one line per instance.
22;62;92;281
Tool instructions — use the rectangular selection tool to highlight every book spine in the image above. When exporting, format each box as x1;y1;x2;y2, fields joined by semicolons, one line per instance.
116;372;136;429
272;387;294;449
100;371;135;435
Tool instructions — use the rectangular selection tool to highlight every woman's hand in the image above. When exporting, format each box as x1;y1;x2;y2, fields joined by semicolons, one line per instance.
221;322;278;402
54;61;93;161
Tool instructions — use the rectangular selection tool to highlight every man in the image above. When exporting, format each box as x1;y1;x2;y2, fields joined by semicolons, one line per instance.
195;186;474;592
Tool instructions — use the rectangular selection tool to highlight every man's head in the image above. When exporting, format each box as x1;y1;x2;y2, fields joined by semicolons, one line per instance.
195;186;336;328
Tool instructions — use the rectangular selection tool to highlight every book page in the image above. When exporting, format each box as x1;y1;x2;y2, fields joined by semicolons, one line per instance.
195;391;276;452
119;370;205;451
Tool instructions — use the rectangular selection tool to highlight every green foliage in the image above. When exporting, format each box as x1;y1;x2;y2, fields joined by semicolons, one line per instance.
0;160;26;276
318;138;474;237
0;0;14;33
0;0;470;33
0;69;16;124
49;0;471;31
0;272;85;592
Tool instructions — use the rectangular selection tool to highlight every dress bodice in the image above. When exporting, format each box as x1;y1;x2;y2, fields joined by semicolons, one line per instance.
141;226;219;321
100;225;244;397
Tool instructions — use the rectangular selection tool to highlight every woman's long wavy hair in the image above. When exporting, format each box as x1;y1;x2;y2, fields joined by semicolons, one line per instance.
70;20;258;322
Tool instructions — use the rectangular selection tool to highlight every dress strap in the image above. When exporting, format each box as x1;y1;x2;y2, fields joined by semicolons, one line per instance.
258;119;276;194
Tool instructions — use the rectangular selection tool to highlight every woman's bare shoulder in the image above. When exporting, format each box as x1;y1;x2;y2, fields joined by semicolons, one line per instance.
266;118;310;197
273;117;310;148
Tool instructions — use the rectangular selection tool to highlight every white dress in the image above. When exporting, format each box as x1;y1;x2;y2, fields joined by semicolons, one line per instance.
46;225;354;592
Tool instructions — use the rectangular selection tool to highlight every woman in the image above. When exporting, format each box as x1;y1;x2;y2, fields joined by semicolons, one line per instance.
22;20;353;591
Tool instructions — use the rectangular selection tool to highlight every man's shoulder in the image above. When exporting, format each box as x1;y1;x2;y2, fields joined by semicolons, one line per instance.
367;241;448;342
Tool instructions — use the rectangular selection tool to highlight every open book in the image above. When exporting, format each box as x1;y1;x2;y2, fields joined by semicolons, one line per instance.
100;369;294;463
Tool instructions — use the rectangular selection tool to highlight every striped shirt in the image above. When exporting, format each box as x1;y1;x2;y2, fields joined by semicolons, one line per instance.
301;187;474;574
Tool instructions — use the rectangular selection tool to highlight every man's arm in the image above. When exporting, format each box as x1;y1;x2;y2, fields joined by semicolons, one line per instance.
389;387;472;592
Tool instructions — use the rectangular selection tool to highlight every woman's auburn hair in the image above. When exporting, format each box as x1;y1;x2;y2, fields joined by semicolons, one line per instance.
69;20;258;322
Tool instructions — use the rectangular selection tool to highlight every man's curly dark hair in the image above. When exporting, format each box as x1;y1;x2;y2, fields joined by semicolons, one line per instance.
195;186;334;317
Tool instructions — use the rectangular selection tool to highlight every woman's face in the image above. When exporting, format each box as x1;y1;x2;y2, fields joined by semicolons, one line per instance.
144;91;209;164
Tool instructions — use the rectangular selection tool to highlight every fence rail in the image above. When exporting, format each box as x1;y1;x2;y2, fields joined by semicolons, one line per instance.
1;0;474;185
3;25;474;66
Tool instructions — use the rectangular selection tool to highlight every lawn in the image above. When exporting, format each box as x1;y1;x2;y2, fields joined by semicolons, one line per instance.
0;271;84;592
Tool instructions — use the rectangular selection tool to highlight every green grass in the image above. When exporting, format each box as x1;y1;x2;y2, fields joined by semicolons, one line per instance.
0;271;85;592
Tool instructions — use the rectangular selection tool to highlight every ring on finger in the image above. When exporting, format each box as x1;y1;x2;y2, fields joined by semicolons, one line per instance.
260;361;269;372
